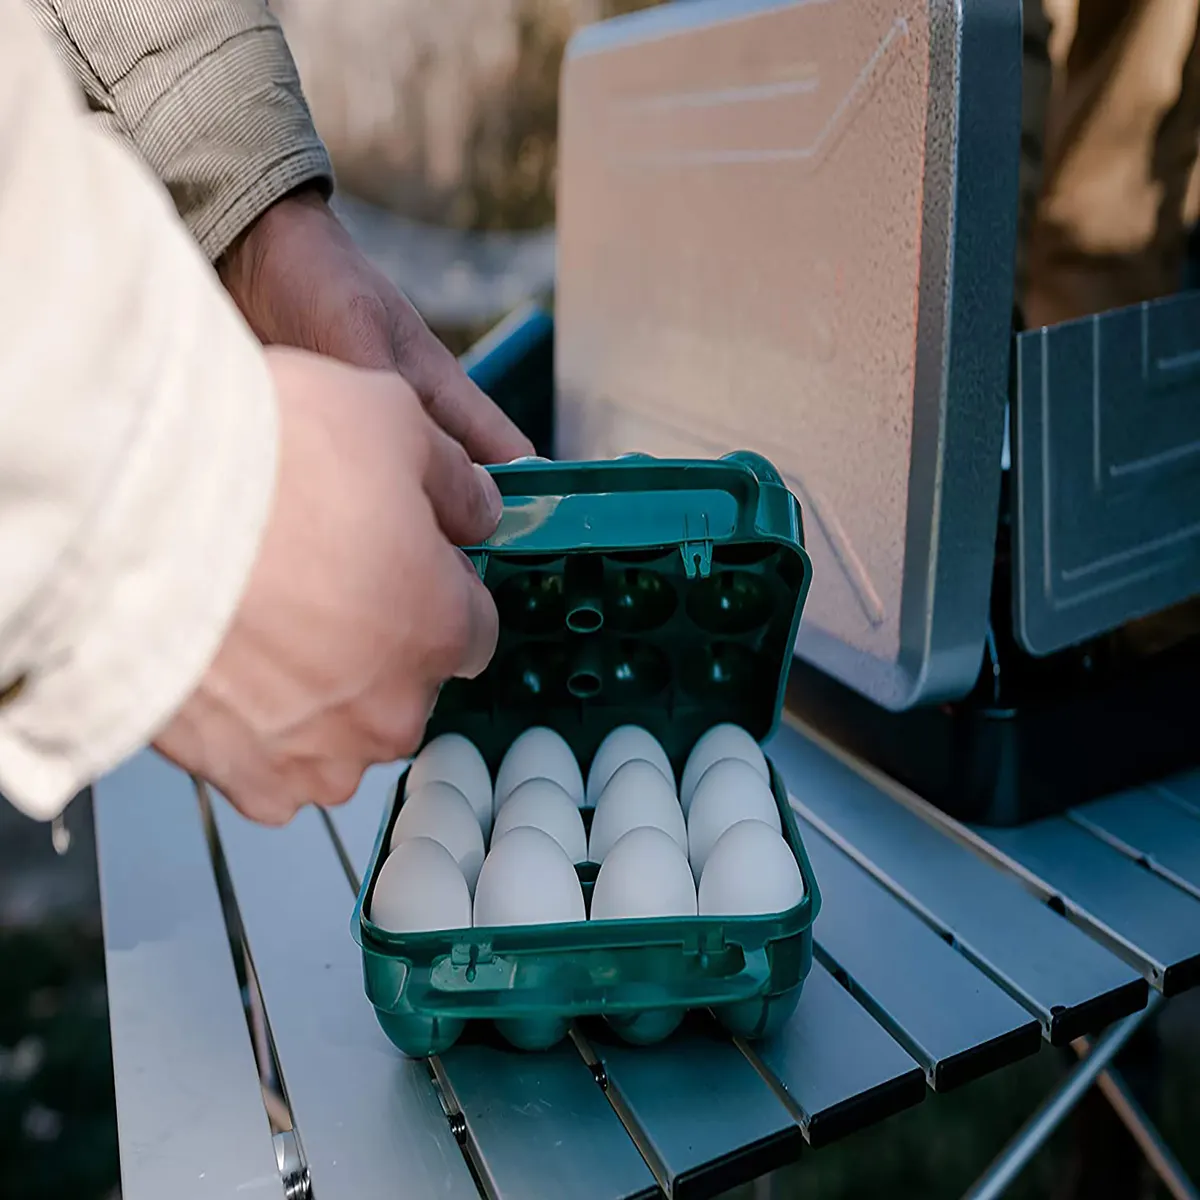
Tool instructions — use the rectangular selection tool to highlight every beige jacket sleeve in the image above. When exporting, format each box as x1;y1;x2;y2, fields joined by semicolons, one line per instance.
26;0;333;262
0;0;278;820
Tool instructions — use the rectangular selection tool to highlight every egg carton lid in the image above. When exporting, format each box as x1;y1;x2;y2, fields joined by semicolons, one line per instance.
423;452;812;772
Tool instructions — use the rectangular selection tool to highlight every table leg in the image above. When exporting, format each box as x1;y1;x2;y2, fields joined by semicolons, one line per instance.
962;996;1160;1200
1068;1034;1198;1200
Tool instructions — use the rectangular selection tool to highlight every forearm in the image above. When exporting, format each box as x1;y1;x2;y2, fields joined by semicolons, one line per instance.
27;0;333;261
0;0;279;818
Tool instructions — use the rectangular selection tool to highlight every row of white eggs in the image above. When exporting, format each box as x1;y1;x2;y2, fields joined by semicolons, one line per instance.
369;723;806;934
389;726;785;874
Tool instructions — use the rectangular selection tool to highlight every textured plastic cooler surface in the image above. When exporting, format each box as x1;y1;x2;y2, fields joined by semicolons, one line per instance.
555;0;1021;709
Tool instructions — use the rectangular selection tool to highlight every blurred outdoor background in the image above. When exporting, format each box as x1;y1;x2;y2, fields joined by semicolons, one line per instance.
2;1;1200;1198
279;0;664;353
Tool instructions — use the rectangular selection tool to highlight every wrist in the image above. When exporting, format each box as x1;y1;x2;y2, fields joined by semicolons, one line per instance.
219;183;329;272
218;185;333;340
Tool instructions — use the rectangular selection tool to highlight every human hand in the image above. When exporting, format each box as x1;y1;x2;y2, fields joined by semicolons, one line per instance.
218;189;535;465
153;348;502;825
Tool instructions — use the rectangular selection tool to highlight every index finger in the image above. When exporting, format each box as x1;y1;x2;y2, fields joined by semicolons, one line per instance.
419;415;504;546
426;366;535;466
393;315;535;464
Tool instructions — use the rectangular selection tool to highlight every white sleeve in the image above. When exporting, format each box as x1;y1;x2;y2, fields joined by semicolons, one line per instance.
0;0;279;819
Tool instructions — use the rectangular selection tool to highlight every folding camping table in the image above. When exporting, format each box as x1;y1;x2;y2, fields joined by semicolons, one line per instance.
93;720;1200;1200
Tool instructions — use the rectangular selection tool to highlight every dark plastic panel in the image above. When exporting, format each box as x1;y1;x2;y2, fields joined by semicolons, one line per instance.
1014;293;1200;655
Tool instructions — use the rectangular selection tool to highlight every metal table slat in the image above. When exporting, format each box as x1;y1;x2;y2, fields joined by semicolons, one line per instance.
438;1043;659;1200
586;1023;804;1199
1069;786;1200;902
94;754;284;1200
326;769;660;1200
209;795;480;1200
746;962;926;1148
800;820;1043;1090
768;723;1148;1043
980;817;1200;995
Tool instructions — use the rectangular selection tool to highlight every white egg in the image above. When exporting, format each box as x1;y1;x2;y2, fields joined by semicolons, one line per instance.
405;733;493;836
699;819;805;915
589;759;688;862
586;725;673;808
494;727;584;812
473;826;586;927
591;826;696;920
687;757;781;880
390;781;486;893
491;777;588;864
370;837;472;932
680;724;769;814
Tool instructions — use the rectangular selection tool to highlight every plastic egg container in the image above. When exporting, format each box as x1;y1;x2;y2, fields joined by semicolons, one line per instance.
353;453;820;1058
362;723;818;1056
476;537;798;722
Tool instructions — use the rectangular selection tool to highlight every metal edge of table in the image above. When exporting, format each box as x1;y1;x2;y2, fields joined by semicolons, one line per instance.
798;817;1043;1090
207;789;482;1200
93;754;284;1200
975;815;1200;996
327;768;927;1170
769;719;1150;1042
322;765;660;1200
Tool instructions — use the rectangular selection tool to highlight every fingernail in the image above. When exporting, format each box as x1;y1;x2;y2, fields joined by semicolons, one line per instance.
474;464;503;526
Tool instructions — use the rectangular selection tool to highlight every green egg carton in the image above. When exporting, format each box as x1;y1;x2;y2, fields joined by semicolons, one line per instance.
352;451;820;1056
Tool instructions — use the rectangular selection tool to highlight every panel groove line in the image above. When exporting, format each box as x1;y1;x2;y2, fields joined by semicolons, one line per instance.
769;721;1148;1042
1014;296;1200;654
578;1016;805;1200
436;1039;661;1200
739;962;927;1148
94;754;284;1200
328;766;659;1200
801;820;1043;1090
1069;787;1200;902
209;785;481;1200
